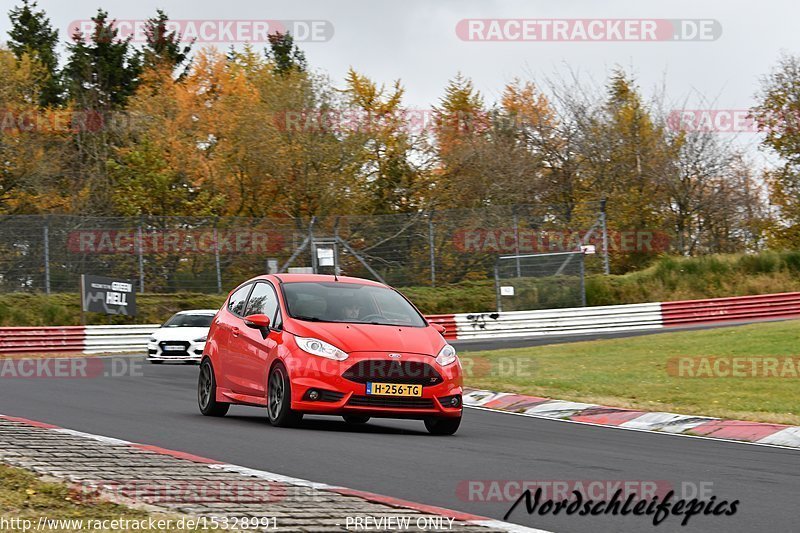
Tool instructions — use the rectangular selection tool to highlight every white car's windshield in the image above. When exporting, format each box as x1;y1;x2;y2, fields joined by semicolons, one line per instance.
283;282;426;327
163;314;214;328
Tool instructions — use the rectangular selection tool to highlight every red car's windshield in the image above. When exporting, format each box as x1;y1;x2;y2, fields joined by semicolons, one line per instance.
282;282;426;327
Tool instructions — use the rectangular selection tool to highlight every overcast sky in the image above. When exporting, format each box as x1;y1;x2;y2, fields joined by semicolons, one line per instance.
2;0;797;163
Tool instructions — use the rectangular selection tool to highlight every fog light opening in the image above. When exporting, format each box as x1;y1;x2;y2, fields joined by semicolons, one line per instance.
308;389;320;401
450;396;461;407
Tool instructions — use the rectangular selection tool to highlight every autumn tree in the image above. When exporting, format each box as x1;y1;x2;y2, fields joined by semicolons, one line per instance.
266;32;306;76
141;10;192;75
432;73;493;207
61;10;143;213
342;68;431;213
64;10;142;110
753;54;800;247
0;48;68;213
7;0;60;106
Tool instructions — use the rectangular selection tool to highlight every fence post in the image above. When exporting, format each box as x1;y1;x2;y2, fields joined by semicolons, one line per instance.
309;217;318;274
600;198;610;275
513;209;521;277
43;217;50;295
494;264;502;312
137;218;145;293
580;252;587;307
214;221;223;293
428;212;436;287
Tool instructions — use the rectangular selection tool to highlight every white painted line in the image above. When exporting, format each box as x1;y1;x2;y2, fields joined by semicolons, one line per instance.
468;520;551;533
53;428;132;446
209;463;334;491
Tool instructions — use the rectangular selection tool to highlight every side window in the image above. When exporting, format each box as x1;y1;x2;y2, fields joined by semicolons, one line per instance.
227;284;252;317
244;282;279;324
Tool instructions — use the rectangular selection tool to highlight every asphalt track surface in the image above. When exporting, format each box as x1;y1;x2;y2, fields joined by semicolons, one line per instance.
1;327;798;533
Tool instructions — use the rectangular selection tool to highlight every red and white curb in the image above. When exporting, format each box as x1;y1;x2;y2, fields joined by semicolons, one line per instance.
462;389;800;450
0;413;549;533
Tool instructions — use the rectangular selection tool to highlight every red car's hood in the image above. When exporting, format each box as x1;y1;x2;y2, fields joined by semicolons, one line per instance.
286;320;445;356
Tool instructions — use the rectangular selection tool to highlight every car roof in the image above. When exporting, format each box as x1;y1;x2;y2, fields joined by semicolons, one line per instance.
267;273;387;287
174;309;218;315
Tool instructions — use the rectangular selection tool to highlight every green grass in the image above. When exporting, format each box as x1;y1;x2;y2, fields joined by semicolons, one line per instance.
461;319;800;425
0;464;198;532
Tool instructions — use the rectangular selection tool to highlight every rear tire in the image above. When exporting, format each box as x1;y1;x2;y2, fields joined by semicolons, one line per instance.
343;415;370;424
267;363;303;427
424;416;461;435
198;359;229;417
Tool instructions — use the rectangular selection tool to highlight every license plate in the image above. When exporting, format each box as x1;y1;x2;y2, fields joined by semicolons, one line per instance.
163;345;184;351
366;382;422;397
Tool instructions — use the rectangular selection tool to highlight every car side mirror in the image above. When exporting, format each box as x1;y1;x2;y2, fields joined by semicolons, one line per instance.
432;323;446;335
244;314;271;331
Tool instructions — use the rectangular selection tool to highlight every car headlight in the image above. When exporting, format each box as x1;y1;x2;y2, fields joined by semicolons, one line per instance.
435;344;458;366
296;337;349;361
193;336;207;343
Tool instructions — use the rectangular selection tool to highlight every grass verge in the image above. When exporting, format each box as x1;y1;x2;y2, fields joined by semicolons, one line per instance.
0;464;199;532
462;320;800;425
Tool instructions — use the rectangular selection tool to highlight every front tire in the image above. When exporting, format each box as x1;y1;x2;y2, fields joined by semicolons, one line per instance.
424;416;461;435
267;363;303;427
198;359;229;417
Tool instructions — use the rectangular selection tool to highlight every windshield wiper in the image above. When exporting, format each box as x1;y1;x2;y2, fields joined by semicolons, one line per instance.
292;315;329;322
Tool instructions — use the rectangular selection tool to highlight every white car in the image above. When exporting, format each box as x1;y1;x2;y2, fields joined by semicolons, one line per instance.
147;310;218;364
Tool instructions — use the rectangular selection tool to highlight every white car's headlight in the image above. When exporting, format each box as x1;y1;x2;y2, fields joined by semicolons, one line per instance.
435;344;458;366
296;337;349;361
193;336;207;343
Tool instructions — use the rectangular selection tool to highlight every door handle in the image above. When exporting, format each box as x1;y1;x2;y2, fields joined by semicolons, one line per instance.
231;327;240;337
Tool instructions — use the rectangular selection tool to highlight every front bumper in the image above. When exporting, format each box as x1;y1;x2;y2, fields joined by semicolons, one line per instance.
287;352;463;419
147;340;206;362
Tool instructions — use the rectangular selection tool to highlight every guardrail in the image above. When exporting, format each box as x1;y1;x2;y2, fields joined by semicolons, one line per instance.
661;292;800;327
2;291;800;354
0;326;86;354
454;303;663;340
82;325;158;354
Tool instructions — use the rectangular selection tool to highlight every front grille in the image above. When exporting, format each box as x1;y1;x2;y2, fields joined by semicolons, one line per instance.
347;395;435;409
342;360;443;386
159;341;190;357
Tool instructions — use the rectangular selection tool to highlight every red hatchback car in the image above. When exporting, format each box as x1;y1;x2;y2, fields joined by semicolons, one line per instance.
198;274;463;435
